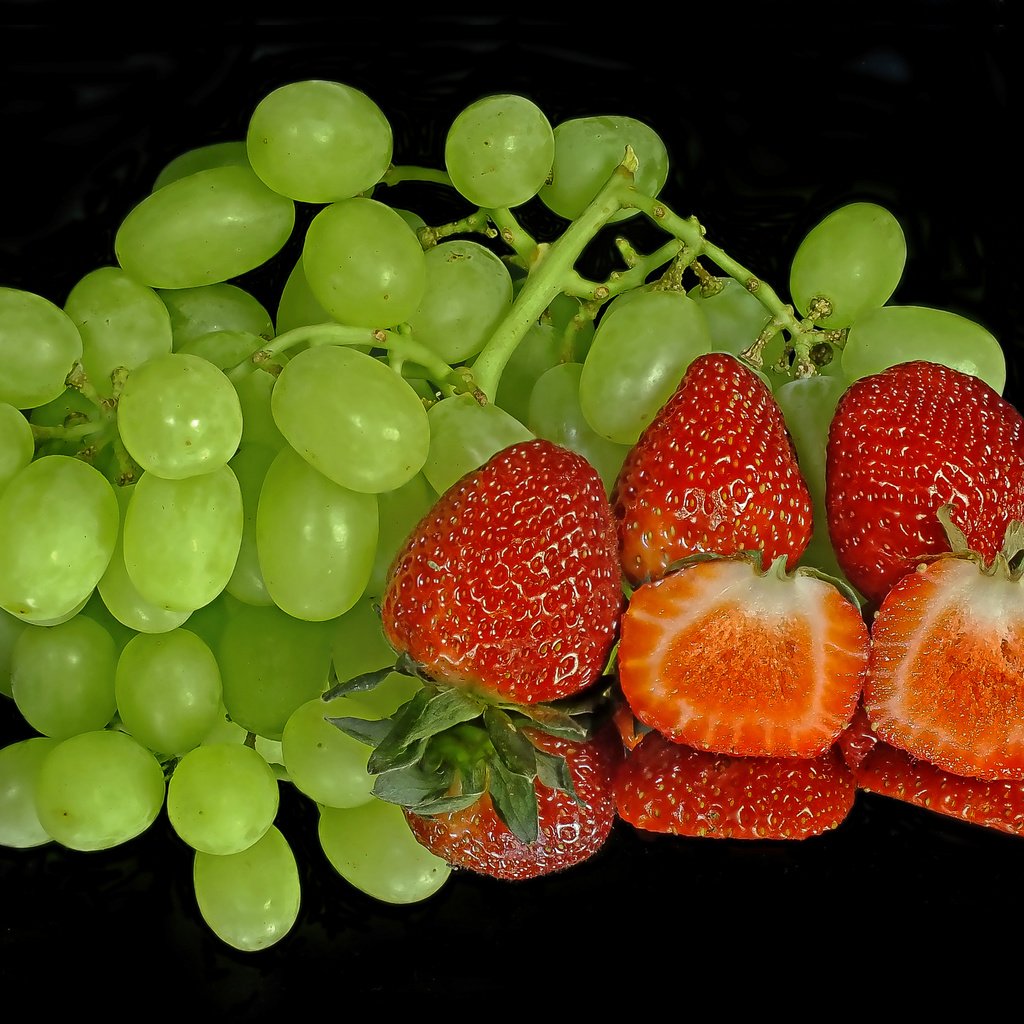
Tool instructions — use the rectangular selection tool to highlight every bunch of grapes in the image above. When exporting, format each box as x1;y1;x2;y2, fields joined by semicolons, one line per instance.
0;78;1005;951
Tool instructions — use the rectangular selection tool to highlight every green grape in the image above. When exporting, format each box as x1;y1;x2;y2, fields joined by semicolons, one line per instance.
302;197;427;328
0;287;83;409
364;471;436;599
177;328;264;371
281;693;380;808
217;601;334;740
117;352;243;480
247;79;392;203
0;456;119;622
98;483;191;633
271;345;429;493
153;141;251;191
34;728;166;851
423;393;533;495
528;362;631;494
331;597;422;718
789;201;906;329
275;257;337;336
687;277;786;374
774;374;854;585
579;288;712;444
166;741;279;855
236;367;287;450
444;93;554;209
407;239;513;363
159;283;274;350
115;165;295;289
547;291;596;362
63;266;173;398
540;114;669;223
0;607;28;698
493;321;563;425
256;444;378;621
0;403;33;493
193;825;300;952
11;615;117;739
0;737;60;848
319;799;451;904
122;465;243;612
224;443;277;607
115;628;223;757
842;304;1006;393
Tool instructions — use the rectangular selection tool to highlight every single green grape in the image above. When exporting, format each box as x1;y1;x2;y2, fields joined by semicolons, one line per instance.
153;141;251;191
363;471;436;599
493;320;563;425
0;737;61;848
159;283;274;350
0;403;33;494
247;79;393;203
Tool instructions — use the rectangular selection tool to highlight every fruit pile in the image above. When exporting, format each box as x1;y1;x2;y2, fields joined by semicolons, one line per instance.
1;78;1020;952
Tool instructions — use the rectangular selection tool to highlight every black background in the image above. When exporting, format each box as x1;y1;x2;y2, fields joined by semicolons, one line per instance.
1;2;1021;1008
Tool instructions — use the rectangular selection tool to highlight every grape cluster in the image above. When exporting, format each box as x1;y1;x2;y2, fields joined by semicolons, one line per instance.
0;78;1005;951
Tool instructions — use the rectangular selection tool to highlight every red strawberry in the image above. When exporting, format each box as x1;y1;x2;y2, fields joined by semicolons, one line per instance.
825;360;1024;609
862;528;1024;781
404;724;622;880
616;553;869;758
380;437;623;705
611;352;814;586
835;701;879;771
613;729;856;840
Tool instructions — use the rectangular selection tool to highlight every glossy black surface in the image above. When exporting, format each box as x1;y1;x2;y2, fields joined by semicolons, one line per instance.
1;6;1020;1005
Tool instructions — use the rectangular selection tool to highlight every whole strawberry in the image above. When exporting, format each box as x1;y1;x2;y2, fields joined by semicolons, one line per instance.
612;352;814;586
825;360;1024;608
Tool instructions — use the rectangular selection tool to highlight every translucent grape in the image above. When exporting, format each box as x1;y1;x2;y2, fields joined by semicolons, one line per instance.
0;737;60;848
275;257;336;336
493;320;563;425
842;304;1006;393
152;141;251;191
0;607;28;698
224;443;277;607
0;402;33;493
247;79;393;203
363;471;436;599
0;287;83;409
34;729;166;851
789;201;906;328
159;283;274;350
540;114;669;223
193;825;300;952
445;93;554;209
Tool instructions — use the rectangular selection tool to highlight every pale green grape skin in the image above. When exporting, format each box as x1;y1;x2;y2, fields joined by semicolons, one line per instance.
0;403;33;493
34;729;166;852
364;471;436;599
98;483;191;634
217;602;335;740
580;289;712;444
193;825;300;952
275;257;336;336
115;165;296;290
445;94;554;209
236;368;287;450
0;287;83;409
789;201;906;329
0;456;119;622
153;141;251;191
256;445;378;622
115;628;223;757
271;344;430;494
282;693;380;808
63;266;173;398
493;321;562;425
167;742;279;855
159;283;274;350
0;608;28;698
225;443;278;607
540;114;669;224
303;198;427;328
842;304;1006;394
122;465;243;613
80;589;136;651
528;362;631;495
11;615;118;739
178;328;264;371
407;239;514;363
117;352;243;480
423;393;533;495
247;79;393;203
319;799;451;904
0;737;60;848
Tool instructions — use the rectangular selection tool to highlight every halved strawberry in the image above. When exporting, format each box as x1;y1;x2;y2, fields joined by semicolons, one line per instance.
612;351;813;586
617;553;869;758
613;729;856;840
862;520;1024;781
825;360;1024;610
403;724;622;880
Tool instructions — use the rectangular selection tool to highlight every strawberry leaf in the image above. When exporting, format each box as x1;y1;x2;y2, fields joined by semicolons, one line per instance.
406;758;488;815
321;664;396;702
324;715;393;748
483;706;537;777
371;761;454;807
488;756;539;845
401;687;485;745
534;746;581;804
